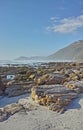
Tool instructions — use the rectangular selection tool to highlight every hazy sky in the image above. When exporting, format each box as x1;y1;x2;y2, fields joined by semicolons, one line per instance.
0;0;83;60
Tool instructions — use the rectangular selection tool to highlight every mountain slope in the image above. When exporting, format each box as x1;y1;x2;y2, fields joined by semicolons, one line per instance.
48;40;83;61
15;56;46;60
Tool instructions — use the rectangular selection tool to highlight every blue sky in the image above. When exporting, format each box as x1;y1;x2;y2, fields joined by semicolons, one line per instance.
0;0;83;60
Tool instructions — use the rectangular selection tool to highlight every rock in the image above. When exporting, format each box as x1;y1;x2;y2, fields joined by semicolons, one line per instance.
0;108;4;116
0;98;38;122
69;73;80;81
65;81;83;93
18;98;30;105
5;84;32;97
49;103;66;113
0;76;5;96
31;85;78;113
64;69;82;81
0;112;8;122
4;103;23;115
18;98;38;112
34;74;66;85
6;80;15;86
34;77;45;85
29;74;35;80
0;103;23;122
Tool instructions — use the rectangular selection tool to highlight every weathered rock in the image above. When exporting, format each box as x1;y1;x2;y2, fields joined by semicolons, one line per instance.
65;81;83;93
49;103;66;113
4;103;22;115
5;83;33;97
31;85;78;113
69;73;80;81
34;74;66;85
0;98;38;122
0;103;22;122
6;80;15;86
18;99;37;112
29;74;35;80
0;111;8;122
64;69;83;81
34;77;45;85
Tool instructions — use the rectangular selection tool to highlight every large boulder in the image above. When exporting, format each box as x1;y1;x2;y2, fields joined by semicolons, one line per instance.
31;85;78;113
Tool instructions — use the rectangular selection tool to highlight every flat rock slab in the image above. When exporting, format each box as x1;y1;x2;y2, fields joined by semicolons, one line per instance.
5;84;33;97
31;85;78;113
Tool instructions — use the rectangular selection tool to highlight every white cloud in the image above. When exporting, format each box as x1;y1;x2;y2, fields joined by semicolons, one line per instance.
50;16;60;23
50;17;56;20
46;15;83;33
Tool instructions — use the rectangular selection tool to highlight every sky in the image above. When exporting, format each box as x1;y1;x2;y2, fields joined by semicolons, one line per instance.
0;0;83;60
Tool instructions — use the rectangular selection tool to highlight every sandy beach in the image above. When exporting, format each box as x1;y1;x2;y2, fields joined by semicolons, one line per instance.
0;94;83;130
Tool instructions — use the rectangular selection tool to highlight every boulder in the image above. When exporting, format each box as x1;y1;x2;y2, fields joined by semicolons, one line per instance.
65;80;83;93
31;85;78;113
34;74;66;85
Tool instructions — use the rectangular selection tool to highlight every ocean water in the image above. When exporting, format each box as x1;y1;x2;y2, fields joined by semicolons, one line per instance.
0;59;72;67
0;59;57;67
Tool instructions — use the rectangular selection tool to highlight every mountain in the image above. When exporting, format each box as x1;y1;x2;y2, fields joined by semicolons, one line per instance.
48;40;83;61
15;40;83;61
15;56;28;60
15;56;47;60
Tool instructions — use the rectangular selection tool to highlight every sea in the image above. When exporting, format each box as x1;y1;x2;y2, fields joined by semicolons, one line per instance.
0;60;56;67
0;59;72;67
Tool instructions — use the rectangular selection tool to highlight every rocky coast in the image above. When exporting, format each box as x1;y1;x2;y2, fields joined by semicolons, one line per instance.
0;61;83;130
